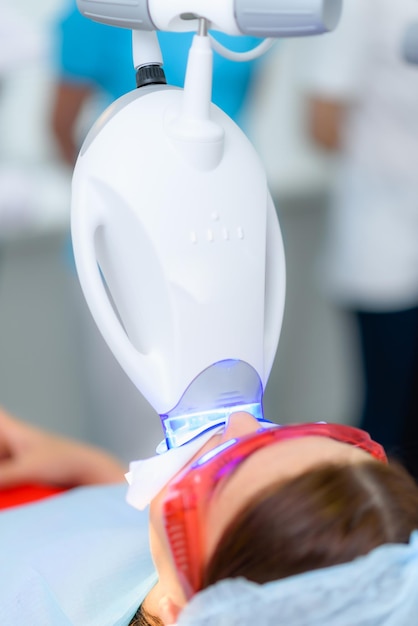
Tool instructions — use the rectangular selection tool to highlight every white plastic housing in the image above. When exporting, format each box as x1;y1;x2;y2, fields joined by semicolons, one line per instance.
132;30;163;69
76;0;342;36
71;86;285;416
149;0;239;34
150;0;342;36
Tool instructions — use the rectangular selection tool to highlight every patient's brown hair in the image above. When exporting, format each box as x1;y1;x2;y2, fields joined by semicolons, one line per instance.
129;604;163;626
203;460;418;588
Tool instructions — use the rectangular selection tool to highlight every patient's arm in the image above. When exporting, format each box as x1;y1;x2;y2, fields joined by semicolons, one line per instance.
0;408;126;488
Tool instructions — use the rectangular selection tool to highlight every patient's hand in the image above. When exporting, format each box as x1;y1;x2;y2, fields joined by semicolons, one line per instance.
0;408;126;488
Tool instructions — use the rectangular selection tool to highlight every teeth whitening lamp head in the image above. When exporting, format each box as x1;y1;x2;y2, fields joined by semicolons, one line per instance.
76;0;341;37
71;0;342;451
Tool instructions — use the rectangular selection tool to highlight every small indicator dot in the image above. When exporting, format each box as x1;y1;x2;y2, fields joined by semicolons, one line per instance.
237;227;245;240
211;212;220;222
190;232;198;244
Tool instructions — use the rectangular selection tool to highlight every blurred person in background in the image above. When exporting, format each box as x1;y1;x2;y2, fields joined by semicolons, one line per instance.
0;4;59;237
303;0;418;480
49;0;264;462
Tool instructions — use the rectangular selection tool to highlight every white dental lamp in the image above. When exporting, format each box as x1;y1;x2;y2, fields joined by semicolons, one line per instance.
71;0;342;451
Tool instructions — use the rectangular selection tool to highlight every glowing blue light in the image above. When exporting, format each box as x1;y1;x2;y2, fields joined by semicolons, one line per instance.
159;359;265;450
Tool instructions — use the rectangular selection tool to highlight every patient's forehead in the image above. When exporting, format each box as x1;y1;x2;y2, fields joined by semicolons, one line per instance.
204;436;373;558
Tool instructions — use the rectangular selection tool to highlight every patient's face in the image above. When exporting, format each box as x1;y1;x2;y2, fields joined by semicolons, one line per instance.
148;412;373;607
